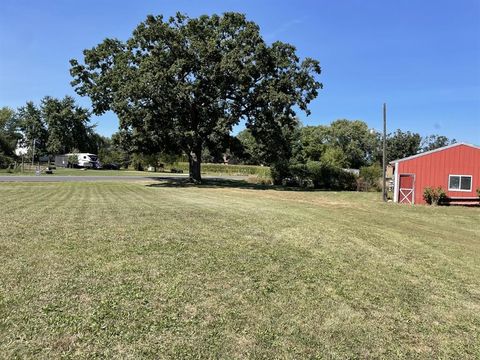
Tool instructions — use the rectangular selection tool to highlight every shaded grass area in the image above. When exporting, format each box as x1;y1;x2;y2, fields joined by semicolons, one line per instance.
0;182;479;358
146;177;274;191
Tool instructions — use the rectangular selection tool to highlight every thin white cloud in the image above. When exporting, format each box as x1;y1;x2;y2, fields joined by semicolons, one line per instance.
264;17;307;42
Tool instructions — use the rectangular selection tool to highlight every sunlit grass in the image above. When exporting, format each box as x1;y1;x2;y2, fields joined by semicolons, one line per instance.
0;181;479;358
0;162;267;177
0;167;177;177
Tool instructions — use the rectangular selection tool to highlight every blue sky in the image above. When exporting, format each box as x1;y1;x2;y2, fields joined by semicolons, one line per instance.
1;0;479;143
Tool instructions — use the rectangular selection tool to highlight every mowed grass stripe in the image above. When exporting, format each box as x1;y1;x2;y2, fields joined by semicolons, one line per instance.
0;182;479;358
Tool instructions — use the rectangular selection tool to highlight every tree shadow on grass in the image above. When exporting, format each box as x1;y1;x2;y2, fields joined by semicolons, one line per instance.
145;177;316;192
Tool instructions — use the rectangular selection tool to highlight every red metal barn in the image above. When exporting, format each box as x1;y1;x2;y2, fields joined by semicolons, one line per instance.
391;143;480;205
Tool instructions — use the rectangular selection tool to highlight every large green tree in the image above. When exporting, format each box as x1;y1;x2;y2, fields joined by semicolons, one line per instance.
16;102;48;159
292;120;377;168
328;119;378;168
0;107;21;167
70;12;321;182
236;129;268;165
386;129;422;162
42;96;94;155
421;134;455;152
294;125;330;162
15;97;98;158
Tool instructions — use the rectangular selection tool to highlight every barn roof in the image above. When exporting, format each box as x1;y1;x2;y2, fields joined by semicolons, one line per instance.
390;142;480;164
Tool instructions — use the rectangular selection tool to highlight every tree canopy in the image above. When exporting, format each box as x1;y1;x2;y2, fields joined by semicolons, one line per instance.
70;12;322;182
236;129;266;165
385;129;422;162
421;134;456;153
0;107;21;167
290;120;377;169
16;102;48;158
14;96;97;160
42;96;94;155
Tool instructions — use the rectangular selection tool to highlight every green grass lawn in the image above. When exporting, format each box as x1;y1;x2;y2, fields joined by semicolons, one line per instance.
0;168;178;177
0;181;479;358
0;163;267;177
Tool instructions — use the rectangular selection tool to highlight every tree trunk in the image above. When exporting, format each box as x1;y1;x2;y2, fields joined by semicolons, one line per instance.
188;148;202;183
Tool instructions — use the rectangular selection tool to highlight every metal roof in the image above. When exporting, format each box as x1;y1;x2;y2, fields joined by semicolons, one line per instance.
389;142;480;164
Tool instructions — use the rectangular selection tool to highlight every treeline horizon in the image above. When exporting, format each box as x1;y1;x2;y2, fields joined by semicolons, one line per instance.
1;96;456;172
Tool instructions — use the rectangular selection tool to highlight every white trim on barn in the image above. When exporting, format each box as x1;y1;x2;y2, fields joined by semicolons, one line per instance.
397;173;416;205
393;161;399;203
448;174;473;192
389;142;480;165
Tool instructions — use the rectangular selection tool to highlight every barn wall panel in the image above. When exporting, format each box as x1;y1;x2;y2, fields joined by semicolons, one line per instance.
396;144;480;204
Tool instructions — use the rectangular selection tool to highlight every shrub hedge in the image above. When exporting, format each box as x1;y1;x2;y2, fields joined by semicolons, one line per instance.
423;186;447;205
173;162;271;177
271;161;357;190
359;164;382;191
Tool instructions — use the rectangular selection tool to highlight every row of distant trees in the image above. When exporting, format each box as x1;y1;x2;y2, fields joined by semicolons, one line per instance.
0;97;455;175
235;119;455;167
222;119;455;187
67;12;457;184
0;96;100;164
0;97;131;168
120;118;456;176
0;13;455;182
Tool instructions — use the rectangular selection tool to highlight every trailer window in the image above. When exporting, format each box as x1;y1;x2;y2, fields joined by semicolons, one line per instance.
448;175;472;191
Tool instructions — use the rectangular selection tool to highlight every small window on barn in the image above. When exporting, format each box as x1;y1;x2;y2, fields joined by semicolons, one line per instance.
448;175;472;191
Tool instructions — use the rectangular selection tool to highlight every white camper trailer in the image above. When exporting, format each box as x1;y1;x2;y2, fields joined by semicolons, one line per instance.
55;153;101;168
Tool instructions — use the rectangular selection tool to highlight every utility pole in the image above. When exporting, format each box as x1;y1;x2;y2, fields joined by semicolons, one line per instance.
382;103;387;202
